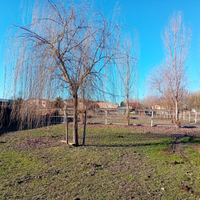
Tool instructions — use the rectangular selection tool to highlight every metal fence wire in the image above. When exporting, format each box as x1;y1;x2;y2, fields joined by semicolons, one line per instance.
37;108;200;126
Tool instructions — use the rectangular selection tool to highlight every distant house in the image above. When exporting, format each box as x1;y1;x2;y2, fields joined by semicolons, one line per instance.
129;102;139;109
63;98;100;110
0;99;11;107
96;101;118;109
155;105;165;110
137;110;147;115
117;106;126;114
25;98;52;108
62;99;119;111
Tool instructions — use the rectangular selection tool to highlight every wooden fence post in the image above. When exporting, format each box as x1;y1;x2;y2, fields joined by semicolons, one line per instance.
195;111;197;123
151;107;154;127
64;110;68;144
105;109;107;125
83;108;87;145
189;111;191;122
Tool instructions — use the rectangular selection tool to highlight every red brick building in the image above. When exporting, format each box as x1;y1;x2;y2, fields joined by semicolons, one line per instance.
129;102;139;109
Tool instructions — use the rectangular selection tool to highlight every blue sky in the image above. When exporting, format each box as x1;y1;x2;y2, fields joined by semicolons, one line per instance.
0;0;200;100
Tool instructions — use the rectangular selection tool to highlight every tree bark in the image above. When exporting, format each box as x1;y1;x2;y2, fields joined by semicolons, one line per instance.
73;91;79;146
64;110;68;144
175;99;180;127
82;109;86;145
81;80;86;124
126;99;130;126
126;78;130;126
175;100;178;122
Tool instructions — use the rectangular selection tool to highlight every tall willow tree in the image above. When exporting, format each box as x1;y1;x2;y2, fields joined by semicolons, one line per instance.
5;0;120;145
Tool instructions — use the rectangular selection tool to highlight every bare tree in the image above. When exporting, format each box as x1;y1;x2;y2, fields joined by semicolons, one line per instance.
150;12;191;126
187;91;200;111
142;95;161;109
117;34;139;125
150;64;175;109
5;0;120;145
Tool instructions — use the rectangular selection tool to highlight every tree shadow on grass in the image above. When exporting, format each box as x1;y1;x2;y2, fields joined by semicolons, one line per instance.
86;132;200;149
86;142;172;148
86;133;173;148
181;136;200;144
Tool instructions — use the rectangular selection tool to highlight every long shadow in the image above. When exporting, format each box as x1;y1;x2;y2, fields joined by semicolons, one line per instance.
85;132;174;148
181;135;200;144
86;132;200;148
86;141;173;148
86;132;172;140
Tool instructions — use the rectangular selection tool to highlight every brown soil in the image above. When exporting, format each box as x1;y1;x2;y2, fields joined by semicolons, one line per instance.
180;185;193;193
14;137;62;150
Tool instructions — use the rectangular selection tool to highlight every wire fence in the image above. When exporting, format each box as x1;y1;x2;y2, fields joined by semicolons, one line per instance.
37;108;200;127
1;106;200;128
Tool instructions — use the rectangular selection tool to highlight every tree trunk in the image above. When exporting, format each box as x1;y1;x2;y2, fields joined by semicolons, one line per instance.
126;99;130;126
64;109;68;144
175;99;180;127
126;80;130;125
81;81;86;124
175;100;178;122
82;109;87;145
73;91;79;146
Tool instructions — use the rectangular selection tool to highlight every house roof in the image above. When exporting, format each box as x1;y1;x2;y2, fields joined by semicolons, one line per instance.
0;99;10;103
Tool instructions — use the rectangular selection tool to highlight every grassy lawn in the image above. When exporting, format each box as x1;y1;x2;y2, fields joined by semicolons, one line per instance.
1;124;200;199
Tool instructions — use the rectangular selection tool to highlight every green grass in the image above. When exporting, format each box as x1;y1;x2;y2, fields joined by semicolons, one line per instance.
181;136;200;144
1;124;200;199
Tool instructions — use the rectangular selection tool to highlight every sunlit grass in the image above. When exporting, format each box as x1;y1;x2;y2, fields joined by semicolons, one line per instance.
0;124;200;199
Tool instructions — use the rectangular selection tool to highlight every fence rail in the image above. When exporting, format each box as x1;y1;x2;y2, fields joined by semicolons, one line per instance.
2;107;199;128
36;108;200;127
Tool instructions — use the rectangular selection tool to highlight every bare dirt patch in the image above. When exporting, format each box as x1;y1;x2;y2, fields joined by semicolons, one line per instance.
14;137;62;150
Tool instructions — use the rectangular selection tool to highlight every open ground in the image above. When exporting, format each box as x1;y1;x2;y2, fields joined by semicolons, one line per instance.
1;124;200;199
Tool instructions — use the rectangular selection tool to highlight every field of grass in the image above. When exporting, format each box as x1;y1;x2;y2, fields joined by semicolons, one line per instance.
1;124;200;199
